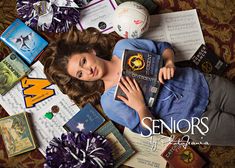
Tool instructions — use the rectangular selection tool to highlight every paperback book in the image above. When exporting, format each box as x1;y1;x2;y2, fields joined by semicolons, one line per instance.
63;103;105;133
0;52;30;95
0;18;48;64
95;121;135;168
114;49;163;107
190;44;228;75
161;137;206;168
0;112;36;157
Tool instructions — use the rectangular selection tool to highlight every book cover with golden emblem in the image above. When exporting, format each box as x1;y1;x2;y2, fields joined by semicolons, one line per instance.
114;49;163;107
161;141;206;168
0;112;36;157
191;44;228;75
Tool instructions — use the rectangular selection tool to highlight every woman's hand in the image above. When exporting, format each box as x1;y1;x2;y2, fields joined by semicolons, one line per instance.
118;77;154;129
117;77;146;112
158;59;175;84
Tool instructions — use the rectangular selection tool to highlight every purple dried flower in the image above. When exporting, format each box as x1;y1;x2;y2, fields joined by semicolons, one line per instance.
44;132;113;168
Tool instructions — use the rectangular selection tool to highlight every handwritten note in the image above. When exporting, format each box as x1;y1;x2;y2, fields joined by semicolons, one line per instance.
143;9;205;62
0;61;80;156
123;128;171;168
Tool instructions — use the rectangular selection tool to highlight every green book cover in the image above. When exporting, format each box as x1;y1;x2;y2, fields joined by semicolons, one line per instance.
0;52;30;95
0;112;36;157
96;121;135;168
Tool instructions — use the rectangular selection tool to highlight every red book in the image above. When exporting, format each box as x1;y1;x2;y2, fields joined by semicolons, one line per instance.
161;140;206;168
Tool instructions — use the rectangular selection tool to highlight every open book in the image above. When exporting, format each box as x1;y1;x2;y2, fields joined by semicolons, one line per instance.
114;49;163;107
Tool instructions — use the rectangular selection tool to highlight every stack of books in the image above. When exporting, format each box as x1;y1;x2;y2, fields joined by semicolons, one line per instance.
0;19;48;95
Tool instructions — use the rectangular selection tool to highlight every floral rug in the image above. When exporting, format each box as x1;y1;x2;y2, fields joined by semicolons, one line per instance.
0;0;235;167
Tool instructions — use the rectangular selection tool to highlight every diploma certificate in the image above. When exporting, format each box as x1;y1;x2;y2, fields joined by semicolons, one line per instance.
76;0;117;33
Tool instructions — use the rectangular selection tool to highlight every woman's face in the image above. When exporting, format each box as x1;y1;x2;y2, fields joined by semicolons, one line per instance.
67;51;106;81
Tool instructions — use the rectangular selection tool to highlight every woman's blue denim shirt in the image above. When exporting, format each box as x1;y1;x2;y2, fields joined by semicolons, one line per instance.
101;39;209;135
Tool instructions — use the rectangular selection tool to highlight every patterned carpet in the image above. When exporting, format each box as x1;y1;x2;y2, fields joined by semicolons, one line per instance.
0;0;235;167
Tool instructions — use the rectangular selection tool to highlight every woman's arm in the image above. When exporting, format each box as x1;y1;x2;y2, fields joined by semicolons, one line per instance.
117;77;154;129
159;48;175;84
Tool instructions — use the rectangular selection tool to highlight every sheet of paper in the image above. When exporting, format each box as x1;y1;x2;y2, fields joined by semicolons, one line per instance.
123;128;171;168
0;61;80;156
143;9;205;62
76;0;117;33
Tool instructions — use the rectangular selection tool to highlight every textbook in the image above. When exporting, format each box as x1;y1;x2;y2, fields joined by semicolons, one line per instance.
0;19;48;64
0;52;30;95
0;112;36;157
114;49;163;107
190;44;228;75
161;139;206;168
63;103;105;133
95;121;135;168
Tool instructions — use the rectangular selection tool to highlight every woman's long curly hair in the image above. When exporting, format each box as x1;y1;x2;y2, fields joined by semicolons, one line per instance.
43;27;120;107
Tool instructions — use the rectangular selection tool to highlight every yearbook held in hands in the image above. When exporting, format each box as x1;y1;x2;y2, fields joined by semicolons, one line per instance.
114;49;163;107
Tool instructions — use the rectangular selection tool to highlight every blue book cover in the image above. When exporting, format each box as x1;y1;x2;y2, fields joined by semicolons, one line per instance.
63;103;105;133
0;19;48;64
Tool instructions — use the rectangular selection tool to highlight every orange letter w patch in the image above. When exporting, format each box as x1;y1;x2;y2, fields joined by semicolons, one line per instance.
21;77;55;108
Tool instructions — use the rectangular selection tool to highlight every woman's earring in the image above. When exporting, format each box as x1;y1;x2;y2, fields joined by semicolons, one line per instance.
92;49;96;56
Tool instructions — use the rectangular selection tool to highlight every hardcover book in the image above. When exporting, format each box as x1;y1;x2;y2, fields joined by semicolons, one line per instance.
161;139;206;168
0;18;48;64
0;112;36;157
114;49;163;107
95;121;135;168
63;103;105;133
0;61;81;156
0;52;30;95
191;44;228;75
